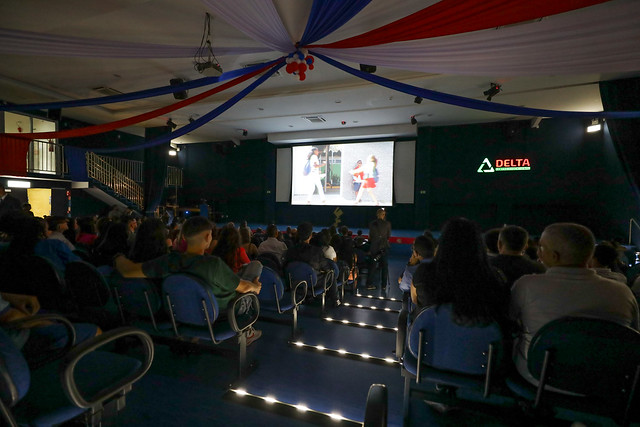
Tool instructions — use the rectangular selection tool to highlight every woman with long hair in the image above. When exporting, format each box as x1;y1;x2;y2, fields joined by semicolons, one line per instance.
212;224;262;280
129;218;170;263
239;226;258;260
411;217;509;327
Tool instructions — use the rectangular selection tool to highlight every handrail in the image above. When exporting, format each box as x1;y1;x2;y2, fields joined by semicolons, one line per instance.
629;218;640;246
85;152;144;209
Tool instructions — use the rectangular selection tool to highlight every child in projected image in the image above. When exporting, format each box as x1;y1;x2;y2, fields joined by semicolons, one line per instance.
306;147;326;203
351;160;363;194
350;154;379;205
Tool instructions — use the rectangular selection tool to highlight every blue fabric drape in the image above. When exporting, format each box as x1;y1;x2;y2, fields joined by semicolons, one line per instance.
299;0;372;46
313;52;640;119
64;146;88;181
143;128;169;216
0;61;275;112
91;59;285;154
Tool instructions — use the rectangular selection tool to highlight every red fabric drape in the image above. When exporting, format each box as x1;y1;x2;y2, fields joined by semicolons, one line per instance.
0;135;31;176
308;0;611;49
1;62;272;141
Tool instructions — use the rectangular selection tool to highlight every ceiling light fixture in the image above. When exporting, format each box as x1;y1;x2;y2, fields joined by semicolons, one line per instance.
483;83;502;101
166;118;177;130
194;13;223;77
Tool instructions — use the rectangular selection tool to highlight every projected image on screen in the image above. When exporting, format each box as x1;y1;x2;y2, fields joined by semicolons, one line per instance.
291;141;394;206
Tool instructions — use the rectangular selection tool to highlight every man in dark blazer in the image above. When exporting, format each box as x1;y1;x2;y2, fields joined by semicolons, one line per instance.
0;183;22;219
366;208;391;293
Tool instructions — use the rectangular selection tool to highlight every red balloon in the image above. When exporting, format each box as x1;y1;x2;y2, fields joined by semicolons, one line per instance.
299;72;307;81
285;62;296;74
298;63;307;73
309;64;314;70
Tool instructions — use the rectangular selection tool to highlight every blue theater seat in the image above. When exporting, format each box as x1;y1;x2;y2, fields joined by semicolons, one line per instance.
110;273;170;334
285;261;333;313
258;266;306;339
161;274;259;378
506;317;640;426
401;304;504;426
0;325;153;426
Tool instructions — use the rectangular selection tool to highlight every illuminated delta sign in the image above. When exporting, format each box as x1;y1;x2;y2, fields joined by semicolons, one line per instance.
477;157;531;173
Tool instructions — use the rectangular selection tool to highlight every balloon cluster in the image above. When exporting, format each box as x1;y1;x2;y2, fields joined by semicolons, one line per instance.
285;49;314;81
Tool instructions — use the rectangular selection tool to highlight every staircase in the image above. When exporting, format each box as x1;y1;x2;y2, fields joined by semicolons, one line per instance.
85;152;144;211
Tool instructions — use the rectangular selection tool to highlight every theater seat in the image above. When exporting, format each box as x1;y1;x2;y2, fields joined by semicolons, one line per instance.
506;317;640;426
0;325;154;427
285;261;332;313
401;304;504;426
257;266;306;339
162;274;259;378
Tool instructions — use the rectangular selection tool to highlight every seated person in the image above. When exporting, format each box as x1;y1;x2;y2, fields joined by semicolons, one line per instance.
510;223;639;388
588;242;627;284
489;225;546;289
284;221;340;307
411;217;509;328
398;235;435;294
115;216;262;342
47;216;76;251
212;224;262;280
257;224;288;261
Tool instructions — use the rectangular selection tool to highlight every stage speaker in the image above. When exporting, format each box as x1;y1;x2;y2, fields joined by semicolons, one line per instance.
170;78;188;100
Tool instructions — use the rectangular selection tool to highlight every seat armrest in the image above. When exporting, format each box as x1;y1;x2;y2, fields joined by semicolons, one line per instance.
396;309;409;361
60;327;154;408
291;280;307;306
226;293;259;333
364;384;388;427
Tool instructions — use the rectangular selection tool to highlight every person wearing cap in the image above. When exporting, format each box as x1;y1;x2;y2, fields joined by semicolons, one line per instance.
284;221;340;307
47;216;75;251
0;183;22;219
306;147;326;203
366;208;391;292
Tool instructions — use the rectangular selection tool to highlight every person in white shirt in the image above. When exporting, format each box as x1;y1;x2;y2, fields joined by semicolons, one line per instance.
588;242;627;283
257;224;288;261
306;147;325;203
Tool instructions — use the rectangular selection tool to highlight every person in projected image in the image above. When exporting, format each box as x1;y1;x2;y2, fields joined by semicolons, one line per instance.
351;154;379;205
351;160;364;195
306;147;326;203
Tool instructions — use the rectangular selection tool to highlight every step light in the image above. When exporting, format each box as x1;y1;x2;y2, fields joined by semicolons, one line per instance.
355;293;400;302
228;388;361;425
289;341;398;365
323;317;398;332
342;302;400;313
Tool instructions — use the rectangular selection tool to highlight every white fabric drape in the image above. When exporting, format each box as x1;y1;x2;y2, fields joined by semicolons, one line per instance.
313;0;640;76
201;0;294;53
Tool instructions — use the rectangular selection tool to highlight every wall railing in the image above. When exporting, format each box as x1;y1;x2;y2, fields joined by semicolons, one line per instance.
27;139;66;176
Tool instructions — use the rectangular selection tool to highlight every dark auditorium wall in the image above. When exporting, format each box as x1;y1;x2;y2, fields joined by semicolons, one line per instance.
422;118;639;239
178;117;638;239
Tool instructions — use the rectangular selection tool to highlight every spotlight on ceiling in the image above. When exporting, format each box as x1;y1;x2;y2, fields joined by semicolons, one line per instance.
414;96;423;104
410;115;417;125
166;119;177;130
587;118;603;133
359;64;376;74
194;13;223;76
483;83;501;101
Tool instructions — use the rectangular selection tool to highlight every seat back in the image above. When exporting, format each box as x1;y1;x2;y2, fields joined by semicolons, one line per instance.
0;255;66;310
258;266;285;304
284;261;316;289
111;274;162;318
408;304;503;376
162;274;219;327
65;261;112;308
0;327;30;408
528;317;640;399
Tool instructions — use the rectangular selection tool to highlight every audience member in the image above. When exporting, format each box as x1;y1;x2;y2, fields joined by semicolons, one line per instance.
284;221;340;307
129;218;170;263
212;224;262;280
63;217;79;246
316;229;337;262
489;225;546;288
21;203;34;217
0;183;22;219
76;216;98;247
510;223;639;388
411;217;509;329
483;227;501;257
92;221;130;267
239;226;258;260
115;216;262;343
588;242;627;283
398;235;435;293
47;216;75;250
257;224;288;261
122;213;138;247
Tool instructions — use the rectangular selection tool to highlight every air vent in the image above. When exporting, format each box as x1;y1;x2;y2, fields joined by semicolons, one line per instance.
242;62;281;78
92;86;123;96
302;115;327;124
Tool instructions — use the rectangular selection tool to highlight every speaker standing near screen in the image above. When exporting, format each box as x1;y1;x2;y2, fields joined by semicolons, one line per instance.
306;147;326;203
